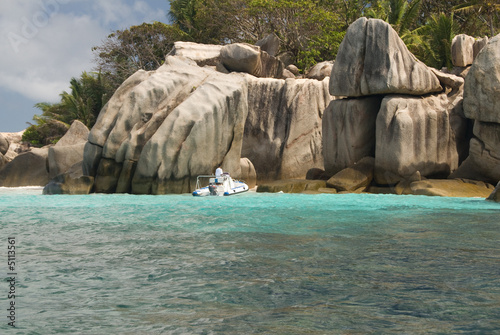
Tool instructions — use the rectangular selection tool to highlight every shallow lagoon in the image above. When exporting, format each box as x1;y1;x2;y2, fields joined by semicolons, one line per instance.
1;188;500;334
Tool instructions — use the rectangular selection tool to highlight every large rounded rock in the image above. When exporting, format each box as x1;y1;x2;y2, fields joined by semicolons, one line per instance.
0;133;9;155
375;94;460;185
131;73;249;194
43;162;94;195
410;179;494;198
56;120;89;146
306;61;334;81
464;34;500;123
451;34;475;67
255;33;280;57
473;36;489;59
48;143;87;179
48;121;89;179
330;17;442;97
84;45;331;194
323;96;382;175
0;148;49;187
220;43;284;78
239;157;257;189
168;41;223;66
326;156;374;192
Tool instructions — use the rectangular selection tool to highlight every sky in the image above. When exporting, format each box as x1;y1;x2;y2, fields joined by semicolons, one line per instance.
0;0;170;132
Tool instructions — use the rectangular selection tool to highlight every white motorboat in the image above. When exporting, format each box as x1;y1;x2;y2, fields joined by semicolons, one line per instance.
192;174;249;196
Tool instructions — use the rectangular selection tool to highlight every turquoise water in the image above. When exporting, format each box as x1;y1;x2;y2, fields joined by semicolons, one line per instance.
1;187;500;334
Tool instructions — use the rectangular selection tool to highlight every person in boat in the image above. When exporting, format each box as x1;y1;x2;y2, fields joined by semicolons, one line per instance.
215;166;223;177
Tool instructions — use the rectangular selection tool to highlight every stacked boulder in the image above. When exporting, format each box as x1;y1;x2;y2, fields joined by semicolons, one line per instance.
0;121;89;188
452;34;500;185
81;42;330;194
323;17;469;189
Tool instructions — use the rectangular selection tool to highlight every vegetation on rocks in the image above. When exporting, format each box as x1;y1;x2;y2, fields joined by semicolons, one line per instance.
24;0;498;146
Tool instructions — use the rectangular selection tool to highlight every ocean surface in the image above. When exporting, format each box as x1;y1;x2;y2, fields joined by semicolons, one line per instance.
1;187;500;334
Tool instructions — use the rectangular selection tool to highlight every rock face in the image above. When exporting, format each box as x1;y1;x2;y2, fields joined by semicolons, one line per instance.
48;120;89;179
220;43;284;78
324;17;469;186
452;34;475;67
306;61;334;81
167;41;223;66
82;51;328;194
375;94;460;184
410;179;494;198
330;17;442;97
239;157;257;189
454;34;500;184
256;179;326;193
323;96;381;175
463;34;500;123
0;133;9;155
0;148;49;187
255;33;280;57
243;77;330;182
326;157;374;192
43;162;94;195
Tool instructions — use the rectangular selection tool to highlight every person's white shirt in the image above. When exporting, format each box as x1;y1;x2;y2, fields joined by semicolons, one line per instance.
215;167;223;177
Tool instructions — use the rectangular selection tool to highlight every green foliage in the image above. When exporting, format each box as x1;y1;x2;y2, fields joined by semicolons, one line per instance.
93;22;190;88
29;0;499;140
419;13;458;70
168;0;346;72
453;0;500;36
21;119;69;147
26;71;111;147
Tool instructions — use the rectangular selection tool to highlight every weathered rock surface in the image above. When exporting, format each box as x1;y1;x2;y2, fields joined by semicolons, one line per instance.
239;157;257;189
473;36;488;59
464;34;500;123
487;181;500;202
48;143;87;179
48;121;89;179
375;94;460;185
453;34;500;184
0;133;9;155
330;17;442;97
220;43;284;78
452;121;500;184
286;65;300;76
451;34;475;67
82;51;327;194
306;168;329;181
323;96;382;175
326;156;374;192
243;77;330;182
410;179;494;198
256;33;280;57
43;161;94;195
0;148;49;187
257;179;326;193
167;41;223;66
306;61;334;81
56;120;89;146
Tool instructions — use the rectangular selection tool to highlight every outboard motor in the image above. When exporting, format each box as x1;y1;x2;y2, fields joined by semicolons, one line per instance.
209;185;218;196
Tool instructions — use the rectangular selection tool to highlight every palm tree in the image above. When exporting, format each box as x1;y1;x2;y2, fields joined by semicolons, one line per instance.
168;0;198;35
453;1;500;36
420;13;458;69
366;0;422;34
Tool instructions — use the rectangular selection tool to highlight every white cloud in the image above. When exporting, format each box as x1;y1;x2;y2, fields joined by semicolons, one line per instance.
0;0;168;127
